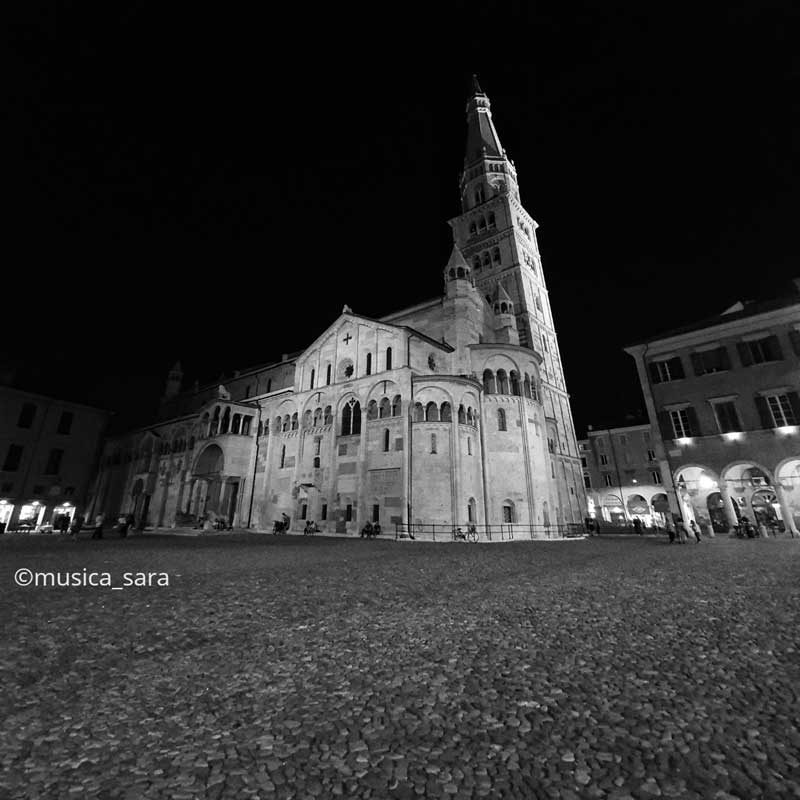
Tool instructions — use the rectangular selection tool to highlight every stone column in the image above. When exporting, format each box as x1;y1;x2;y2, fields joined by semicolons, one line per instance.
719;484;740;533
776;483;799;537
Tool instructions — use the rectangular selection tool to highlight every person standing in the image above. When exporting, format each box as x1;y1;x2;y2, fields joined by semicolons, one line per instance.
689;520;701;543
91;513;105;540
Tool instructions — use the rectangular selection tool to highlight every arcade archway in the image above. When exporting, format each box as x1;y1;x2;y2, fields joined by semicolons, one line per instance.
720;462;777;532
775;458;800;535
674;465;719;530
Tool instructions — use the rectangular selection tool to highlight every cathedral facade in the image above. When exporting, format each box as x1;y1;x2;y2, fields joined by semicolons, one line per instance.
89;80;587;535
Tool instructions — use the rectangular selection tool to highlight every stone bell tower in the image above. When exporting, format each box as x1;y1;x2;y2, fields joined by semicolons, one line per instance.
448;75;581;462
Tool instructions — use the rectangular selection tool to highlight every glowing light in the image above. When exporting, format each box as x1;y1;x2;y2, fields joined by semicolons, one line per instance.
723;431;742;441
677;437;693;446
777;425;798;436
698;475;716;490
632;478;638;484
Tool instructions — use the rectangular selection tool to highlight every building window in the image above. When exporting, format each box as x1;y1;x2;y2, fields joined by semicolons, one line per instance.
301;504;308;520
430;434;437;454
372;504;379;523
309;369;315;389
2;445;23;472
647;449;657;461
280;445;286;469
765;394;798;427
366;353;372;375
383;429;390;452
584;474;591;488
321;504;327;520
738;336;783;366
618;435;627;446
341;401;362;436
45;449;64;475
346;504;353;522
713;401;741;433
580;457;587;468
326;364;332;385
267;379;272;392
502;503;514;523
497;408;507;431
604;474;613;487
691;347;731;376
386;347;392;370
651;471;663;485
649;357;685;384
57;411;74;435
670;409;692;438
599;454;609;465
17;403;36;429
467;437;472;455
313;457;321;468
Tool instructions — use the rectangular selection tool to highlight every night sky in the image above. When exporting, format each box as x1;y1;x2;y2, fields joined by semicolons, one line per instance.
6;3;800;435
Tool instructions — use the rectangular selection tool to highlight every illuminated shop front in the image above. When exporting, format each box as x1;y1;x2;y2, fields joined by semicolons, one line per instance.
0;499;14;530
17;501;46;529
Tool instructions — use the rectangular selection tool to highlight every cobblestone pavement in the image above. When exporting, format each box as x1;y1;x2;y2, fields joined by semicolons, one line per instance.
1;533;799;799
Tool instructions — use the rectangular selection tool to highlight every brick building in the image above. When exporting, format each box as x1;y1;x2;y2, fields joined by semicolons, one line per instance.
625;280;800;535
87;79;586;536
0;386;111;531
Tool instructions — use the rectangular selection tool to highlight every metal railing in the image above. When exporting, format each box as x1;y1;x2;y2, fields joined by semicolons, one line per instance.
394;522;585;542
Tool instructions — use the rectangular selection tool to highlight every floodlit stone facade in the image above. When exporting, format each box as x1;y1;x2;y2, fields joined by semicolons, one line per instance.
88;80;586;534
625;281;800;535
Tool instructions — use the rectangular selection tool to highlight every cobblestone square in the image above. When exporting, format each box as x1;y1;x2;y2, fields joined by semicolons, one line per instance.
1;534;799;799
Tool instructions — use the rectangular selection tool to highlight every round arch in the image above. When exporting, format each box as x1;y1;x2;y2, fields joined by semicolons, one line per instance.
193;444;224;476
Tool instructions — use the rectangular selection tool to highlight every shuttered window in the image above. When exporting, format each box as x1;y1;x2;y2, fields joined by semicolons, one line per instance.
737;335;783;366
712;401;741;433
648;357;685;383
690;347;731;376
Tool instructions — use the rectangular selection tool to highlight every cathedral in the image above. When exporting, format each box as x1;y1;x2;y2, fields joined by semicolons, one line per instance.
90;79;587;535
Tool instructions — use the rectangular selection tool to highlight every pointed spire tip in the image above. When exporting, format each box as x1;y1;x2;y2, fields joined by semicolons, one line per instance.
472;74;483;95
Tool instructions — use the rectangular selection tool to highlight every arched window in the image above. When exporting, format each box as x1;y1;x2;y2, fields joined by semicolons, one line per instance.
303;410;312;428
379;398;391;418
242;416;252;436
482;252;491;268
458;404;466;424
496;370;509;394
523;374;532;398
326;364;332;385
231;414;241;434
291;413;298;430
341;403;351;436
263;419;269;436
510;371;521;396
313;407;322;426
188;436;195;450
500;302;508;313
386;347;392;370
391;395;402;416
220;407;231;434
425;402;439;422
531;381;539;402
351;401;361;435
468;497;476;521
535;294;543;311
492;247;501;264
257;421;263;437
475;187;484;205
310;368;315;389
413;402;424;422
210;407;220;436
323;406;333;425
502;501;515;523
467;437;473;455
469;222;477;237
488;212;496;229
479;216;486;231
498;408;507;431
383;429;390;452
274;416;282;433
366;353;372;375
483;370;495;394
282;415;290;432
280;445;286;469
440;402;452;422
473;257;481;271
267;379;272;392
430;434;437;454
367;400;378;421
456;267;465;278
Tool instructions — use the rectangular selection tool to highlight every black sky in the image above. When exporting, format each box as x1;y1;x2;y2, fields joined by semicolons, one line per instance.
6;3;800;435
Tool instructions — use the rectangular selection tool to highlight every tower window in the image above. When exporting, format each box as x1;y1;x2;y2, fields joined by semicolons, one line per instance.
280;445;286;469
386;347;392;370
17;403;36;429
497;408;507;431
366;353;372;375
383;429;390;452
326;364;332;385
346;504;353;522
430;434;437;454
310;368;315;389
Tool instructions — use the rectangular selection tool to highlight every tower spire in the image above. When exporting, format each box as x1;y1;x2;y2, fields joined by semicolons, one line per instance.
464;76;503;166
471;73;483;95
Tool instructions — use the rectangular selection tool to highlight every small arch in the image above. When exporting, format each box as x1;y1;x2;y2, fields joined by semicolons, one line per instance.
282;415;290;432
220;407;231;434
231;413;241;434
291;412;298;431
413;402;424;422
280;445;286;469
496;369;509;394
497;408;507;431
309;368;315;389
267;379;273;392
469;222;477;237
473;257;481;271
366;353;372;375
385;347;392;370
391;395;402;416
467;407;475;426
430;433;437;454
468;497;477;522
379;397;391;418
326;364;332;385
323;406;333;425
502;500;516;524
458;404;466;424
383;429;390;452
483;369;495;394
500;302;508;313
367;400;379;421
467;437;473;455
313;407;322;426
425;402;439;422
440;402;452;422
492;247;500;263
302;409;312;428
523;374;532;398
257;421;263;437
482;252;491;268
449;268;456;278
456;267;465;278
488;212;496;229
510;370;521;396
